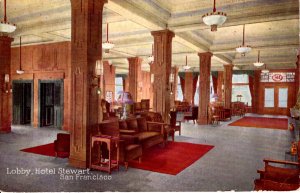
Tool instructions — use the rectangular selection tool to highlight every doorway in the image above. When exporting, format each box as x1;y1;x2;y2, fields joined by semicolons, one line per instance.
39;80;63;128
12;81;33;125
263;86;290;115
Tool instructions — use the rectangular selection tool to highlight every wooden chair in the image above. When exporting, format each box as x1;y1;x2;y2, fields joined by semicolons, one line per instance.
254;142;300;191
170;111;181;136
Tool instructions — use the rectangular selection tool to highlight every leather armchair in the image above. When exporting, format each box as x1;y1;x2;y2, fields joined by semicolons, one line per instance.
142;112;175;143
54;133;70;158
184;106;198;124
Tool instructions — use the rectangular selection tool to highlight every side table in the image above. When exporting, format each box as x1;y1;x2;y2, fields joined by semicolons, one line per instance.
89;135;120;174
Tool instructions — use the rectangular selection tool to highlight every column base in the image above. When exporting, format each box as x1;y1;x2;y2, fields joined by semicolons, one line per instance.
0;126;11;133
69;156;87;169
197;118;208;125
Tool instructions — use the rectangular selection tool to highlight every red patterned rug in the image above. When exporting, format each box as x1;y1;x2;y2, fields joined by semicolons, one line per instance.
20;143;56;157
129;141;214;175
229;116;288;130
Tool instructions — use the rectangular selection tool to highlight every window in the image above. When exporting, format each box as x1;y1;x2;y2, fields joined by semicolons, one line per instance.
115;77;123;101
261;72;295;82
278;88;288;108
264;88;274;107
177;76;183;101
231;74;252;105
194;76;200;106
193;75;214;105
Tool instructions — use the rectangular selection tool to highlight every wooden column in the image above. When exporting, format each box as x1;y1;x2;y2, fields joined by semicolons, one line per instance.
253;70;261;113
184;72;193;104
69;0;107;168
223;64;233;109
197;52;212;125
295;49;300;103
0;36;13;133
151;29;174;121
170;66;178;110
103;61;116;103
217;71;223;102
128;57;142;102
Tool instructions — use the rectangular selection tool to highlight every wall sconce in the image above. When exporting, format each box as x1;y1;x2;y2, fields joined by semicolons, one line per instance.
169;73;174;95
3;74;11;94
93;60;103;95
150;73;154;84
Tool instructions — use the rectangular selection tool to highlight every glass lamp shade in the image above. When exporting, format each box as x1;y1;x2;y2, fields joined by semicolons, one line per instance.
147;55;154;64
236;46;252;55
183;65;191;70
102;41;114;53
150;74;154;83
16;70;24;75
202;13;227;31
117;91;133;104
253;62;264;67
4;74;9;83
169;73;174;83
95;60;103;76
0;22;16;33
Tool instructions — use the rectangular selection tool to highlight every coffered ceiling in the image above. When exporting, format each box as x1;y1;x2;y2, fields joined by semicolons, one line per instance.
1;0;299;74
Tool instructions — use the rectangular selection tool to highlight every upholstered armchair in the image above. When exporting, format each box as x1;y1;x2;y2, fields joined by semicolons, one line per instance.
184;106;198;124
101;99;117;121
142;112;175;143
54;133;70;158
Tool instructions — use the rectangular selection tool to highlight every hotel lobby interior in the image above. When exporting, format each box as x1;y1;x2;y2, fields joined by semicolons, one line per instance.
0;0;300;191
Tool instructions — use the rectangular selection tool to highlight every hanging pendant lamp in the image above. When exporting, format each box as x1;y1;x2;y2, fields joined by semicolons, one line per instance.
253;50;264;67
16;36;24;75
202;0;227;32
0;0;16;33
147;44;154;65
183;55;191;70
236;25;251;56
102;23;114;53
261;63;269;73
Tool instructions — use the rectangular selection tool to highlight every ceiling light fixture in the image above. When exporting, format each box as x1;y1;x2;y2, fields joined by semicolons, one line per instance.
0;0;16;33
147;44;154;65
183;55;191;70
16;36;24;75
236;25;251;56
261;63;269;73
102;23;114;53
253;50;264;67
202;0;227;32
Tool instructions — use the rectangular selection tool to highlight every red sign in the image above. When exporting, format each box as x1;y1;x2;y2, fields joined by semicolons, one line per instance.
272;74;283;82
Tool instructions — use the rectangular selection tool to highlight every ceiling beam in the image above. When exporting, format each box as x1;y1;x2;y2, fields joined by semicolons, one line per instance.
170;11;299;33
106;0;232;65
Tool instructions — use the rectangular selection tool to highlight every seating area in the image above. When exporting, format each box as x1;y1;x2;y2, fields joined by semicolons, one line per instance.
254;141;300;191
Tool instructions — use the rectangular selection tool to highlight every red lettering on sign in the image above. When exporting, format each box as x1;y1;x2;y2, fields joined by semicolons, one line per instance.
272;74;283;82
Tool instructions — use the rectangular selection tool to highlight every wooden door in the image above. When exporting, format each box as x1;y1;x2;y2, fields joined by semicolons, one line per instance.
39;80;63;128
12;82;32;125
263;86;290;115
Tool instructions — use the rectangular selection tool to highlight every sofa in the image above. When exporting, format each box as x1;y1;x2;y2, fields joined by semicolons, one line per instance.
119;117;165;149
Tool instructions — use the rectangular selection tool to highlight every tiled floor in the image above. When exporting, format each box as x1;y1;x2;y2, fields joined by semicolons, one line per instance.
0;114;293;191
